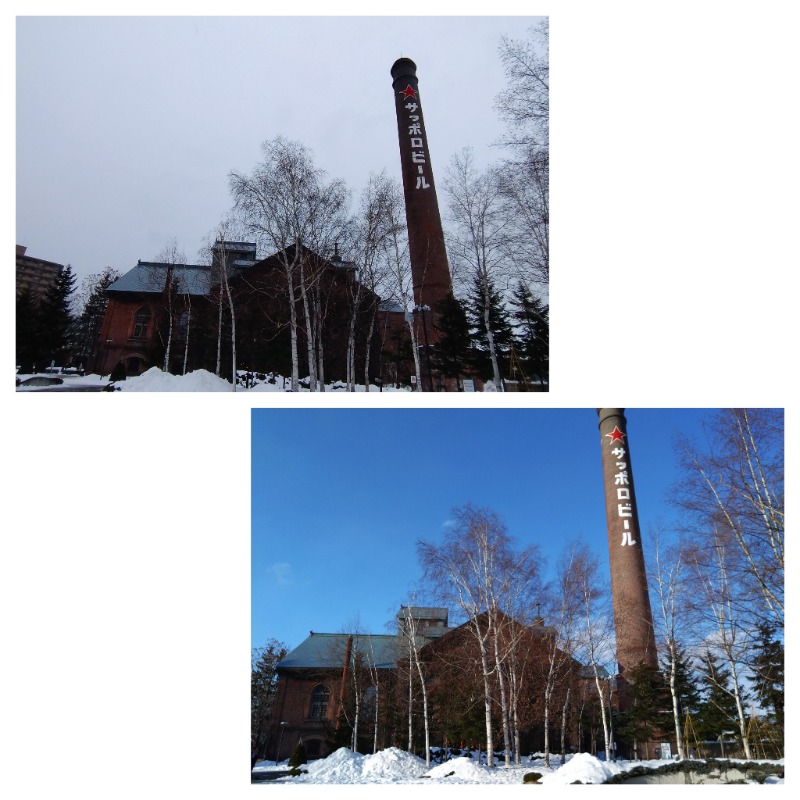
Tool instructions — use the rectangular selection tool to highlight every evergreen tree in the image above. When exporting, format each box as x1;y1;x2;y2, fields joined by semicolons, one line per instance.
16;289;41;373
669;644;703;720
695;649;740;741
748;622;784;729
616;662;670;757
37;265;77;367
467;275;513;384
431;293;472;388
252;639;288;758
510;282;549;384
72;268;120;371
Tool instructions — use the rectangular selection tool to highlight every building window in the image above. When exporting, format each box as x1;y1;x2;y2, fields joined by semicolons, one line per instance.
363;685;377;719
310;685;330;720
305;739;321;758
177;310;189;337
132;308;150;339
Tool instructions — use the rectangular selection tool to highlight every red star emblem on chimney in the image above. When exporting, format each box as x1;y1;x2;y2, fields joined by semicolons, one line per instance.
605;426;626;444
400;84;417;100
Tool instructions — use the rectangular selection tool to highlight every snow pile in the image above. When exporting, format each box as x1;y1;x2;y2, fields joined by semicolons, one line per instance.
425;756;497;783
303;748;366;783
539;752;624;785
117;367;233;392
17;366;416;392
361;747;429;782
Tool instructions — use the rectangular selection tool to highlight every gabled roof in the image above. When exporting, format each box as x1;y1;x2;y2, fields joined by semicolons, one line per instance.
108;263;212;296
277;633;403;670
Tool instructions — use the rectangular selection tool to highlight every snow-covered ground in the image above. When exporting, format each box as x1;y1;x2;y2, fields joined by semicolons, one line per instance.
15;367;413;392
253;747;784;784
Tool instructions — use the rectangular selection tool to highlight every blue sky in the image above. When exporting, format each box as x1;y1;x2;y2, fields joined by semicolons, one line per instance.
251;408;717;652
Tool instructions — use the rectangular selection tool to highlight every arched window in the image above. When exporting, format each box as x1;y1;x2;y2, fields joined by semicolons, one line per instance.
310;684;330;720
132;308;150;339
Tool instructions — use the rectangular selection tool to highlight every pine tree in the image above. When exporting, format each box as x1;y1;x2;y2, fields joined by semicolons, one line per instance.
510;282;549;384
73;268;120;371
670;644;702;720
431;293;473;388
695;649;740;742
16;289;41;373
467;275;513;384
37;265;77;367
616;662;671;758
252;639;289;758
748;622;784;729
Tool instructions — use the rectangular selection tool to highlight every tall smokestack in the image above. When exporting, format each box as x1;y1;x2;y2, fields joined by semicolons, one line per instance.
390;58;452;311
597;409;659;697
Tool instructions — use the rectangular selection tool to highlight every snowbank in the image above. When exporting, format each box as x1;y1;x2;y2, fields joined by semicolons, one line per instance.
116;367;233;392
361;748;429;782
425;756;499;783
539;752;624;784
256;748;784;785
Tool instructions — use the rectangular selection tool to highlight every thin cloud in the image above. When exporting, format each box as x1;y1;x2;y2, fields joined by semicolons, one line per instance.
266;562;293;587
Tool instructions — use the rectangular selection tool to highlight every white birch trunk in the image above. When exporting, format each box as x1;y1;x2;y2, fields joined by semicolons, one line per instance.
491;618;512;766
222;273;237;391
482;280;503;390
215;292;223;376
163;314;173;373
363;311;376;392
414;647;431;768
287;275;299;391
560;686;571;766
182;299;191;375
407;648;414;753
668;644;685;759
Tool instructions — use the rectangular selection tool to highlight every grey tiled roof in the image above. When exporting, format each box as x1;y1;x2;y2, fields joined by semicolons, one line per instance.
277;633;403;670
108;263;212;296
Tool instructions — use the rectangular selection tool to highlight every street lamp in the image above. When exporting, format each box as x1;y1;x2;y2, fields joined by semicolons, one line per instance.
277;721;287;765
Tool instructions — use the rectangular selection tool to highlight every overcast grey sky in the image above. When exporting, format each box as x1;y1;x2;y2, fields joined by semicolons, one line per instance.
16;14;539;289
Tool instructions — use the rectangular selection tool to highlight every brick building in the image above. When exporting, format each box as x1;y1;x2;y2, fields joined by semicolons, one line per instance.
94;240;412;382
94;241;254;376
263;607;597;763
265;608;451;762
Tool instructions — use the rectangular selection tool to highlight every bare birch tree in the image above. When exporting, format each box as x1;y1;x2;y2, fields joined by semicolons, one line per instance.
444;148;510;389
573;544;614;760
397;605;432;767
494;20;549;289
381;193;422;389
159;240;183;373
539;543;584;767
418;504;540;767
229;136;350;391
648;526;688;759
674;408;784;628
685;529;753;758
343;171;399;391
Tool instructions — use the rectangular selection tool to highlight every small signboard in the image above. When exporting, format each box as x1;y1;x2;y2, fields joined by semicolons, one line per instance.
660;742;672;759
462;379;475;392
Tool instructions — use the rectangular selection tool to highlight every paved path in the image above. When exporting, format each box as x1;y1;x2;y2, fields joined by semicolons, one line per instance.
251;769;294;783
